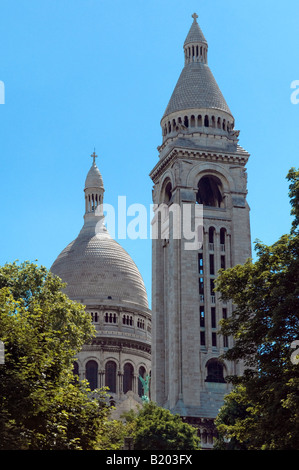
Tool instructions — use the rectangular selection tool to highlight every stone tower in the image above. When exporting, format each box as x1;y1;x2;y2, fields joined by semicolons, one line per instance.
150;14;251;447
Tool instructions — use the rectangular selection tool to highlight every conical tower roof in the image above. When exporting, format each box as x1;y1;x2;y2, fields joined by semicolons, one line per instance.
184;13;207;45
162;13;233;121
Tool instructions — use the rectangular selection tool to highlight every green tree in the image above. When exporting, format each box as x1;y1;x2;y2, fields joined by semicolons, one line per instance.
0;261;111;450
124;401;201;450
214;168;299;450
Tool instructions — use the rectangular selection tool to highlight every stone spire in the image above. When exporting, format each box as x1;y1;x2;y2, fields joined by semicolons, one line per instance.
184;13;208;65
84;150;105;217
160;14;235;145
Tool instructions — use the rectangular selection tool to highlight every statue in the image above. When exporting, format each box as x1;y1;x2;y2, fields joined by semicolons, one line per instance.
139;374;150;403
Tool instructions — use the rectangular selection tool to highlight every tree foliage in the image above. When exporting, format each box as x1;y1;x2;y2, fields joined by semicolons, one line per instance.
124;401;201;450
214;168;299;450
0;261;113;450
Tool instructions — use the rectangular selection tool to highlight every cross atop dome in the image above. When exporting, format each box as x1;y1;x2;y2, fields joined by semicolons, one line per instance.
192;12;198;22
91;150;98;165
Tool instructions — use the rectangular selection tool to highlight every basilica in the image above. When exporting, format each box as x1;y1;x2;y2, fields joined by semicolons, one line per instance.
51;14;251;449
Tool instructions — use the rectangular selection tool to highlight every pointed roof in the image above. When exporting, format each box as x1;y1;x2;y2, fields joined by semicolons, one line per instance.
162;14;233;120
184;13;207;45
85;151;104;189
162;62;232;118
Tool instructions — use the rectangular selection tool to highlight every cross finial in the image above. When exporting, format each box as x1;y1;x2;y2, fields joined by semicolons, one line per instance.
192;12;198;22
91;148;98;165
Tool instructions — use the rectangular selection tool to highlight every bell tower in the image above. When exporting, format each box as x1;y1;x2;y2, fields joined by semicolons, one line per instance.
150;14;251;447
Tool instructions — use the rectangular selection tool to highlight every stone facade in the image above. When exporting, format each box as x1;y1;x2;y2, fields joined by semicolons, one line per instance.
150;14;251;448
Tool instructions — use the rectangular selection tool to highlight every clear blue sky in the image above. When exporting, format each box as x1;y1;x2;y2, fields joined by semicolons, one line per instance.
0;0;298;306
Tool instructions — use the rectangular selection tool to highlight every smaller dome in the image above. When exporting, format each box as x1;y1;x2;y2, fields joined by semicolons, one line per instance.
85;162;104;189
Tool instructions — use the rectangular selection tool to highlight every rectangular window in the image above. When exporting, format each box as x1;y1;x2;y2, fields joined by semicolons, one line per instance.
223;336;228;348
200;331;205;346
222;308;227;319
211;307;216;329
199;277;204;296
210;279;215;295
221;255;226;270
212;332;217;347
198;253;203;274
209;254;214;275
200;306;205;327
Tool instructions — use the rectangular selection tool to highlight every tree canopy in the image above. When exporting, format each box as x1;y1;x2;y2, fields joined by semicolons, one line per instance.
124;401;201;450
214;168;299;450
0;261;111;450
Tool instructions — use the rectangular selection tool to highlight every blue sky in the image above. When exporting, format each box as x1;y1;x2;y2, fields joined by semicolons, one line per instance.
0;0;298;306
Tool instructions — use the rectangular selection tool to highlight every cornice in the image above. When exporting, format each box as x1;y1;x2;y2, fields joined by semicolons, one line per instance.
150;146;250;182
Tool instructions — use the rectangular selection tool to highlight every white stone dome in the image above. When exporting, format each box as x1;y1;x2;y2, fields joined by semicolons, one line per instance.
51;221;149;310
85;162;104;189
51;156;149;311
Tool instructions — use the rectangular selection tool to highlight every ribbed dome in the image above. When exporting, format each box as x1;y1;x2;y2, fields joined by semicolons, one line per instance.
163;62;232;119
51;221;149;310
85;162;104;189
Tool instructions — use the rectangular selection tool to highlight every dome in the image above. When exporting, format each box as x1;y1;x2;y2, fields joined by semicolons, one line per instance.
51;221;149;310
51;156;149;311
85;162;104;189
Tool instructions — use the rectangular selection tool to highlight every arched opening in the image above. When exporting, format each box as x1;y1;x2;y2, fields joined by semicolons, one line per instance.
190;115;195;127
184;116;189;128
138;366;146;397
204;115;209;127
86;360;98;390
105;361;117;393
197;115;202;127
197;176;224;208
209;227;215;244
162;179;172;204
123;363;134;394
205;358;226;383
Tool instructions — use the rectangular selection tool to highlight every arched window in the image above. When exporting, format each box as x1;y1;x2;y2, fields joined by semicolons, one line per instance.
162;180;172;204
86;360;98;390
138;366;146;397
220;228;226;247
209;227;215;245
105;361;117;393
123;363;134;394
197;176;224;208
205;359;226;383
